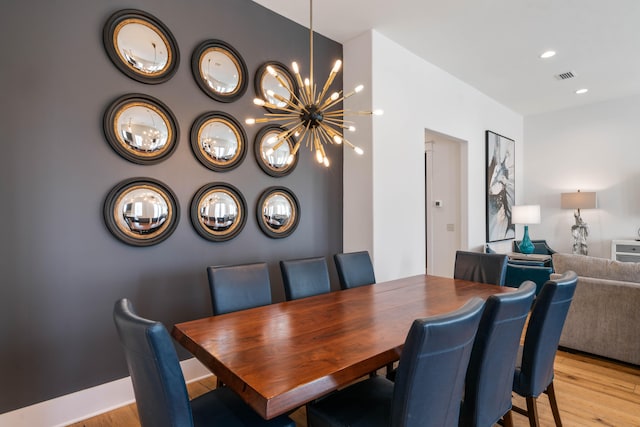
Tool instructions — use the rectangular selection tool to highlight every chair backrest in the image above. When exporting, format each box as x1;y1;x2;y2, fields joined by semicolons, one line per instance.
460;282;537;427
206;262;272;315
513;239;556;255
391;298;485;427
517;271;578;396
333;251;376;290
505;263;553;295
279;257;331;301
454;250;508;286
113;299;193;427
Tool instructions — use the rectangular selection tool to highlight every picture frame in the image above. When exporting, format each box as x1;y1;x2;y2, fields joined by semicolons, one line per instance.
486;130;515;242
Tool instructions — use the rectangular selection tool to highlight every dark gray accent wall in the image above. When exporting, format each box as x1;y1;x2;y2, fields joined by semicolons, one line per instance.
0;0;343;413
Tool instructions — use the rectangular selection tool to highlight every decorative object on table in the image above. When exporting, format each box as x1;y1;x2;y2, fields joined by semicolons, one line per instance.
256;186;300;238
103;177;179;246
560;190;596;255
103;93;179;165
103;9;179;84
191;39;248;103
511;204;541;254
486;130;515;242
190;182;247;242
190;111;247;172
245;0;382;168
254;125;298;177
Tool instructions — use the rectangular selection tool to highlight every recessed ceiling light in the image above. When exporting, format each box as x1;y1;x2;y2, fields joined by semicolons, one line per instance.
540;50;556;59
576;88;589;94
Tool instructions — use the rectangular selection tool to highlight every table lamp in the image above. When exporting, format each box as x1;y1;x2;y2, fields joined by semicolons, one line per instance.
561;190;597;255
512;205;541;254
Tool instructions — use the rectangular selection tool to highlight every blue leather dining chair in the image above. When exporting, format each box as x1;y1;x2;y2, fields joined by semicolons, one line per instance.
112;299;295;427
280;256;331;301
333;251;376;290
206;262;272;315
511;271;578;427
306;298;485;427
454;250;508;286
460;281;537;427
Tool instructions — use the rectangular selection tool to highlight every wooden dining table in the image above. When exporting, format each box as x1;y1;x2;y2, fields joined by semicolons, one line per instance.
171;274;515;420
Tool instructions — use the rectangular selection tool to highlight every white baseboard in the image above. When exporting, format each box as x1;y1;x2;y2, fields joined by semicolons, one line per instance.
0;358;212;427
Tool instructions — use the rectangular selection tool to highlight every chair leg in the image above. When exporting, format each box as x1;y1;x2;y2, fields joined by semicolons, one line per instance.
502;409;514;427
525;396;540;427
216;378;224;388
545;381;563;427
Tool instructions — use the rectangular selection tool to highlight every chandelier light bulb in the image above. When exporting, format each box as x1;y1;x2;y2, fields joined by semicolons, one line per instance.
292;62;299;74
265;147;274;156
354;147;364;155
245;118;256;125
373;109;384;116
253;98;265;106
330;92;339;101
316;149;324;164
332;60;342;73
348;126;356;132
333;135;343;144
266;65;277;76
323;156;330;167
286;154;294;165
355;85;364;93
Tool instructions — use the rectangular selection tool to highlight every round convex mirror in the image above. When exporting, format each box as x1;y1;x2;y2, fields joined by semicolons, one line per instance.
192;40;248;102
103;9;179;84
255;62;297;113
254;125;298;177
190;183;247;242
257;187;300;238
190;112;246;172
104;94;179;164
103;178;179;246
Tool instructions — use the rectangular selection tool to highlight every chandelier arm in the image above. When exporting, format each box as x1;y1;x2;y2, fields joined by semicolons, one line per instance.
317;123;338;145
264;112;302;117
272;74;308;109
318;91;344;110
318;68;340;103
270;92;306;112
296;121;313;149
292;67;310;105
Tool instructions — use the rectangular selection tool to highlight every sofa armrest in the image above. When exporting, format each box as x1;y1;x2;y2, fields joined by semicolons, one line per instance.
559;275;640;365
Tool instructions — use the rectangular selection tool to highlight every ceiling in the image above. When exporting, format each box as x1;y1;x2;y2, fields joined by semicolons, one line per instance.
253;0;640;116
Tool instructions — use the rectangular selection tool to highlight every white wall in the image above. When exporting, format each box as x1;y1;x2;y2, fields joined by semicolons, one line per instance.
344;30;523;281
524;94;640;258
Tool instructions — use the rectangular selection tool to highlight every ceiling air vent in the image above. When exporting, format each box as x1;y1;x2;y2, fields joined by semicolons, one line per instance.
555;71;576;80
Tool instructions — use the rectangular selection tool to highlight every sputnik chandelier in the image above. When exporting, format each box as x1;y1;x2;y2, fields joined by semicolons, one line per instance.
245;0;382;167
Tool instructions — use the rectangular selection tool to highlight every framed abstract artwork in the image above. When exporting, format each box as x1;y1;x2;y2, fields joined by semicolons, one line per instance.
486;131;515;242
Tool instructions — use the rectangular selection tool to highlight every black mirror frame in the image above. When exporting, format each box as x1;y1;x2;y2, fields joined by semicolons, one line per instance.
253;125;298;177
256;186;300;239
191;39;248;103
190;111;247;172
254;61;298;114
103;93;179;165
103;177;180;247
190;182;247;242
103;9;180;84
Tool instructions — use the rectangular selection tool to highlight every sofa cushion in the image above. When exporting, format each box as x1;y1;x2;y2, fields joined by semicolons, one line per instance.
552;253;640;283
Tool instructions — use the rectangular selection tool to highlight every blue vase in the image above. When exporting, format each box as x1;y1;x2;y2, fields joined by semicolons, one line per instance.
520;225;535;254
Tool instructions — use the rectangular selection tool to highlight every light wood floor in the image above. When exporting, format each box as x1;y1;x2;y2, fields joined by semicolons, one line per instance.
68;349;640;427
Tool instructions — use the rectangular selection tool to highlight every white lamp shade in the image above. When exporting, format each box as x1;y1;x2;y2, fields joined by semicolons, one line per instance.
512;204;541;225
561;191;597;210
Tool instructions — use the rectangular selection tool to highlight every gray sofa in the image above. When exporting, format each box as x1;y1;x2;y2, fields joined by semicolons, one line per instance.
552;253;640;365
